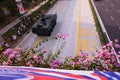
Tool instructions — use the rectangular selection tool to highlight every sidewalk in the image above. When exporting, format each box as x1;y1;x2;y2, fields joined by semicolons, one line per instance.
0;0;48;35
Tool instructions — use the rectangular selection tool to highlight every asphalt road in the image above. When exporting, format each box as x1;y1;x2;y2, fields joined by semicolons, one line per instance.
38;0;101;59
93;0;120;51
17;0;78;59
42;0;78;59
17;0;101;60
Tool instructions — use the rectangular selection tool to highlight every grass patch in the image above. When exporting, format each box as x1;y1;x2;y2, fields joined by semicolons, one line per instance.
89;0;108;45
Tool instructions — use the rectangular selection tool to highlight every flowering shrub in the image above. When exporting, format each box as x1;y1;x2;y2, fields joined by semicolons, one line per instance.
0;34;120;71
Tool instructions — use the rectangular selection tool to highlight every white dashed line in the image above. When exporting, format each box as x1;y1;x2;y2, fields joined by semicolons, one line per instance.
110;16;114;21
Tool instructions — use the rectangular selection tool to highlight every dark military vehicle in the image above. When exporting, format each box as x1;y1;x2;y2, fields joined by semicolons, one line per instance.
32;14;57;36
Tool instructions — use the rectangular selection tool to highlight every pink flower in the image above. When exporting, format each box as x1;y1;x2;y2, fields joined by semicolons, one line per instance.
104;52;110;59
7;60;13;65
70;62;75;67
75;62;79;65
103;49;109;53
118;51;120;55
29;64;33;67
102;45;106;48
3;48;13;55
68;56;73;59
105;60;110;64
80;52;88;58
112;59;116;63
51;60;61;68
31;61;34;64
114;44;120;48
34;54;39;60
27;61;31;65
51;64;58;69
114;39;119;43
15;47;22;51
9;54;15;59
107;41;113;46
78;58;81;62
62;33;69;39
118;55;120;58
83;60;90;67
111;49;115;54
3;61;8;66
42;49;47;53
87;59;93;63
12;51;17;55
52;60;60;65
56;33;61;38
115;62;120;67
16;54;20;57
17;58;21;61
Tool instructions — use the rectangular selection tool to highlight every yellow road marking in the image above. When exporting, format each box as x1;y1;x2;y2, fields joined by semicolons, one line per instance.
86;40;90;51
32;36;42;48
77;0;81;55
81;28;83;36
83;40;86;51
16;31;32;48
92;40;96;52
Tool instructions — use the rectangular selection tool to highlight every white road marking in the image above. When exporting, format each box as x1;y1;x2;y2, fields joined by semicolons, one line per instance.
110;16;114;21
117;9;120;13
52;2;67;55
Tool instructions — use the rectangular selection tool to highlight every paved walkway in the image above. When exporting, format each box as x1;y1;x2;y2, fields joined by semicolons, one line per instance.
78;0;101;56
0;0;48;35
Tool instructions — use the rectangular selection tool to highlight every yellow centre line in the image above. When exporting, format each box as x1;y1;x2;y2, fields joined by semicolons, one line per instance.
32;36;42;48
77;0;82;56
16;31;32;48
